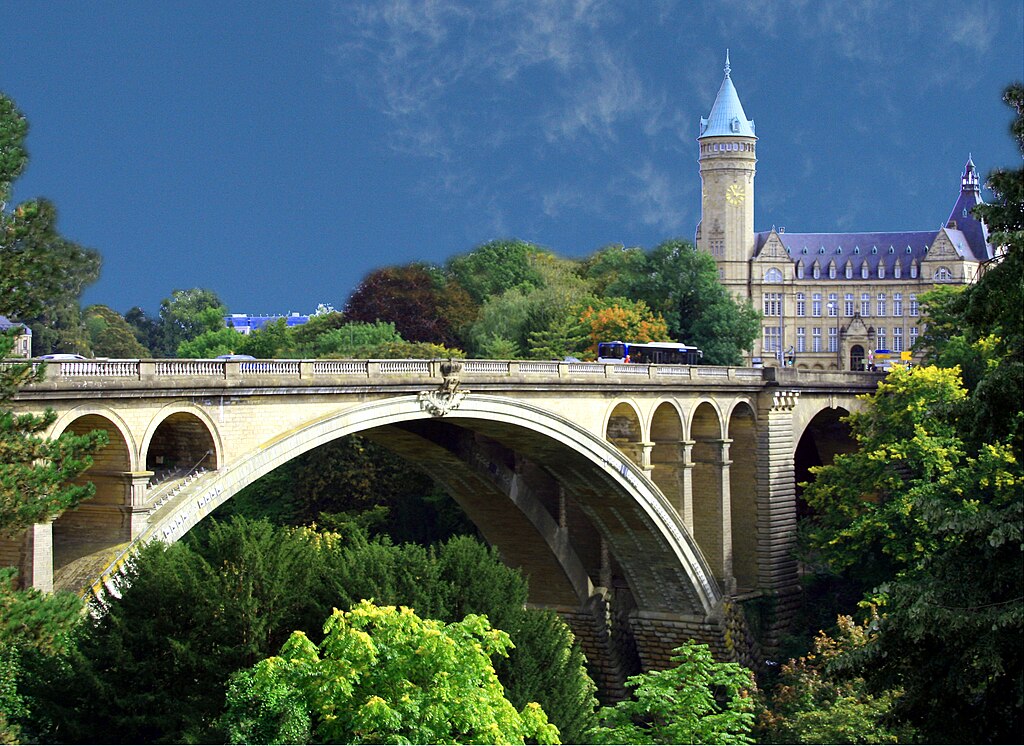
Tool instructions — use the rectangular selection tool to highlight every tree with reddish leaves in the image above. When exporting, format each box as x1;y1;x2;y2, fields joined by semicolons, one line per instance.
342;264;474;350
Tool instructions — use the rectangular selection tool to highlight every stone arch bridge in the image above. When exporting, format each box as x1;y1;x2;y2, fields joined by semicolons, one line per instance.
5;357;873;697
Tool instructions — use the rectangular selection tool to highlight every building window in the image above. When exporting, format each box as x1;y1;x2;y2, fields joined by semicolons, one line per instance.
812;327;822;352
796;293;806;317
765;267;783;282
710;239;725;257
796;327;806;353
796;262;805;279
845;263;853;279
827;293;838;316
893;293;902;316
861;263;869;279
894;262;902;279
844;293;854;316
861;293;871;316
877;326;887;349
764;326;781;353
828;326;838;352
878;263;886;279
910;263;919;278
812;293;822;317
763;292;782;316
877;293;887;316
719;268;725;280
934;266;953;281
828;263;836;279
893;326;903;352
909;325;919;348
909;294;918;317
813;264;821;279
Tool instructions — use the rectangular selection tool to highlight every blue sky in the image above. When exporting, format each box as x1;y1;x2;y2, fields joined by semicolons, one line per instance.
2;1;1022;315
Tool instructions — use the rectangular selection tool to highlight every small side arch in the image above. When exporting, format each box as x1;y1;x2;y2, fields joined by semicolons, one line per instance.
140;403;223;474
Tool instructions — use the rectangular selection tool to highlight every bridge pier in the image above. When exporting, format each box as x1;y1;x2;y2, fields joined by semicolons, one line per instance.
692;438;735;594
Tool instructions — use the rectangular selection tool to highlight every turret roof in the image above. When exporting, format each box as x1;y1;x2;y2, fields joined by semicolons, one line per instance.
699;51;755;139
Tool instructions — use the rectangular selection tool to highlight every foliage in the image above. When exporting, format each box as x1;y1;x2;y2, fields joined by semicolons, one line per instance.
153;288;227;357
591;641;755;745
446;239;545;305
83;305;151;358
757;613;917;744
221;600;560;745
578;298;669;357
584;239;759;364
23;520;596;743
343;263;474;348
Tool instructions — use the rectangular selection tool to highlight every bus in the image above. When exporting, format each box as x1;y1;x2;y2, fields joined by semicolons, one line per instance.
597;341;703;365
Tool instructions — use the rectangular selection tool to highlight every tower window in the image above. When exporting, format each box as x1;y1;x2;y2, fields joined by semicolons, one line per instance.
934;266;953;281
765;267;783;283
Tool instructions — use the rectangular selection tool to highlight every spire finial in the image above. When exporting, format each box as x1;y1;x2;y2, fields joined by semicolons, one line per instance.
725;49;731;78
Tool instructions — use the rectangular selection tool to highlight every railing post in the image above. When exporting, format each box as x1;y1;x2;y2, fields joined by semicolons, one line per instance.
299;361;314;380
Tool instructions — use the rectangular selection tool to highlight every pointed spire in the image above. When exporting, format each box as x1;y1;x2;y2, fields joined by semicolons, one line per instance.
699;51;755;139
962;153;979;192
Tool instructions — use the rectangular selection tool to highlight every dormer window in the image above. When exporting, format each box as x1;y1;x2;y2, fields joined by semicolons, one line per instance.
854;246;861;254
871;246;878;254
906;246;912;253
796;261;805;279
836;246;843;254
894;262;902;279
861;263;869;279
812;263;821;279
828;263;836;279
819;246;825;254
888;246;895;253
878;263;886;279
910;262;919;278
730;117;740;133
845;262;853;279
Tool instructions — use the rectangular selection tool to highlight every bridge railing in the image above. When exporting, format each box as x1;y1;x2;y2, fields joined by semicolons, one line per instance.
9;357;878;388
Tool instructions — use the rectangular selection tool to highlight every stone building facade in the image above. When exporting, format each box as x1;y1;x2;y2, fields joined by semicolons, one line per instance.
695;54;995;370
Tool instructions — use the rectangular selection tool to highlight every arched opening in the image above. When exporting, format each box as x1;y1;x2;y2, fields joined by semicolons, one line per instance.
605;402;644;469
850;344;865;371
728;403;758;592
690;402;728;585
145;412;218;478
649;403;686;520
794;407;855;518
51;414;132;576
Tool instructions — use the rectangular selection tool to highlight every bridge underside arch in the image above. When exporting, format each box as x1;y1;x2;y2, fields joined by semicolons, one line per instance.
154;394;720;620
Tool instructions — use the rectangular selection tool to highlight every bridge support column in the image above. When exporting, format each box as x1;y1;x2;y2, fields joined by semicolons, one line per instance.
692;438;735;594
650;440;694;531
24;522;54;592
126;471;156;538
754;390;803;655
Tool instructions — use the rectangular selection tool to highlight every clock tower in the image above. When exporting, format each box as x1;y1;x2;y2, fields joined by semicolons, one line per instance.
696;51;757;296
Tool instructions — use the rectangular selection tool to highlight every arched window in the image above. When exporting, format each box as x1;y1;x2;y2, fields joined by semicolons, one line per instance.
934;266;953;281
828;262;836;279
893;262;902;279
764;267;783;283
845;262;853;279
812;263;821;279
910;262;919;278
878;263;886;279
796;261;805;279
861;262;869;279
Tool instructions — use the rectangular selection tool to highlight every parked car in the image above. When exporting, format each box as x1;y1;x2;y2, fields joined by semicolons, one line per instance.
215;354;256;360
38;353;86;360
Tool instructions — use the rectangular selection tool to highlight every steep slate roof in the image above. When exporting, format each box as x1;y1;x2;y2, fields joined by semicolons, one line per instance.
754;157;992;270
699;51;755;139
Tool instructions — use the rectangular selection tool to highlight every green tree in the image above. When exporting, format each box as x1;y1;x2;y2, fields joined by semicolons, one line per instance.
83;305;151;358
221;600;560;745
0;91;105;744
153;288;227;357
757;614;917;744
447;239;545;305
586;240;760;364
591;641;756;745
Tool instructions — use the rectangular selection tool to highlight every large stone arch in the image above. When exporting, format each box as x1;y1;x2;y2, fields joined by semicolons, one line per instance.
726;400;758;591
48;406;138;471
143;394;721;618
141;403;222;474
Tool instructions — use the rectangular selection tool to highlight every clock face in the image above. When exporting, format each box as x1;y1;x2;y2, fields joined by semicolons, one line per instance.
726;183;745;205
